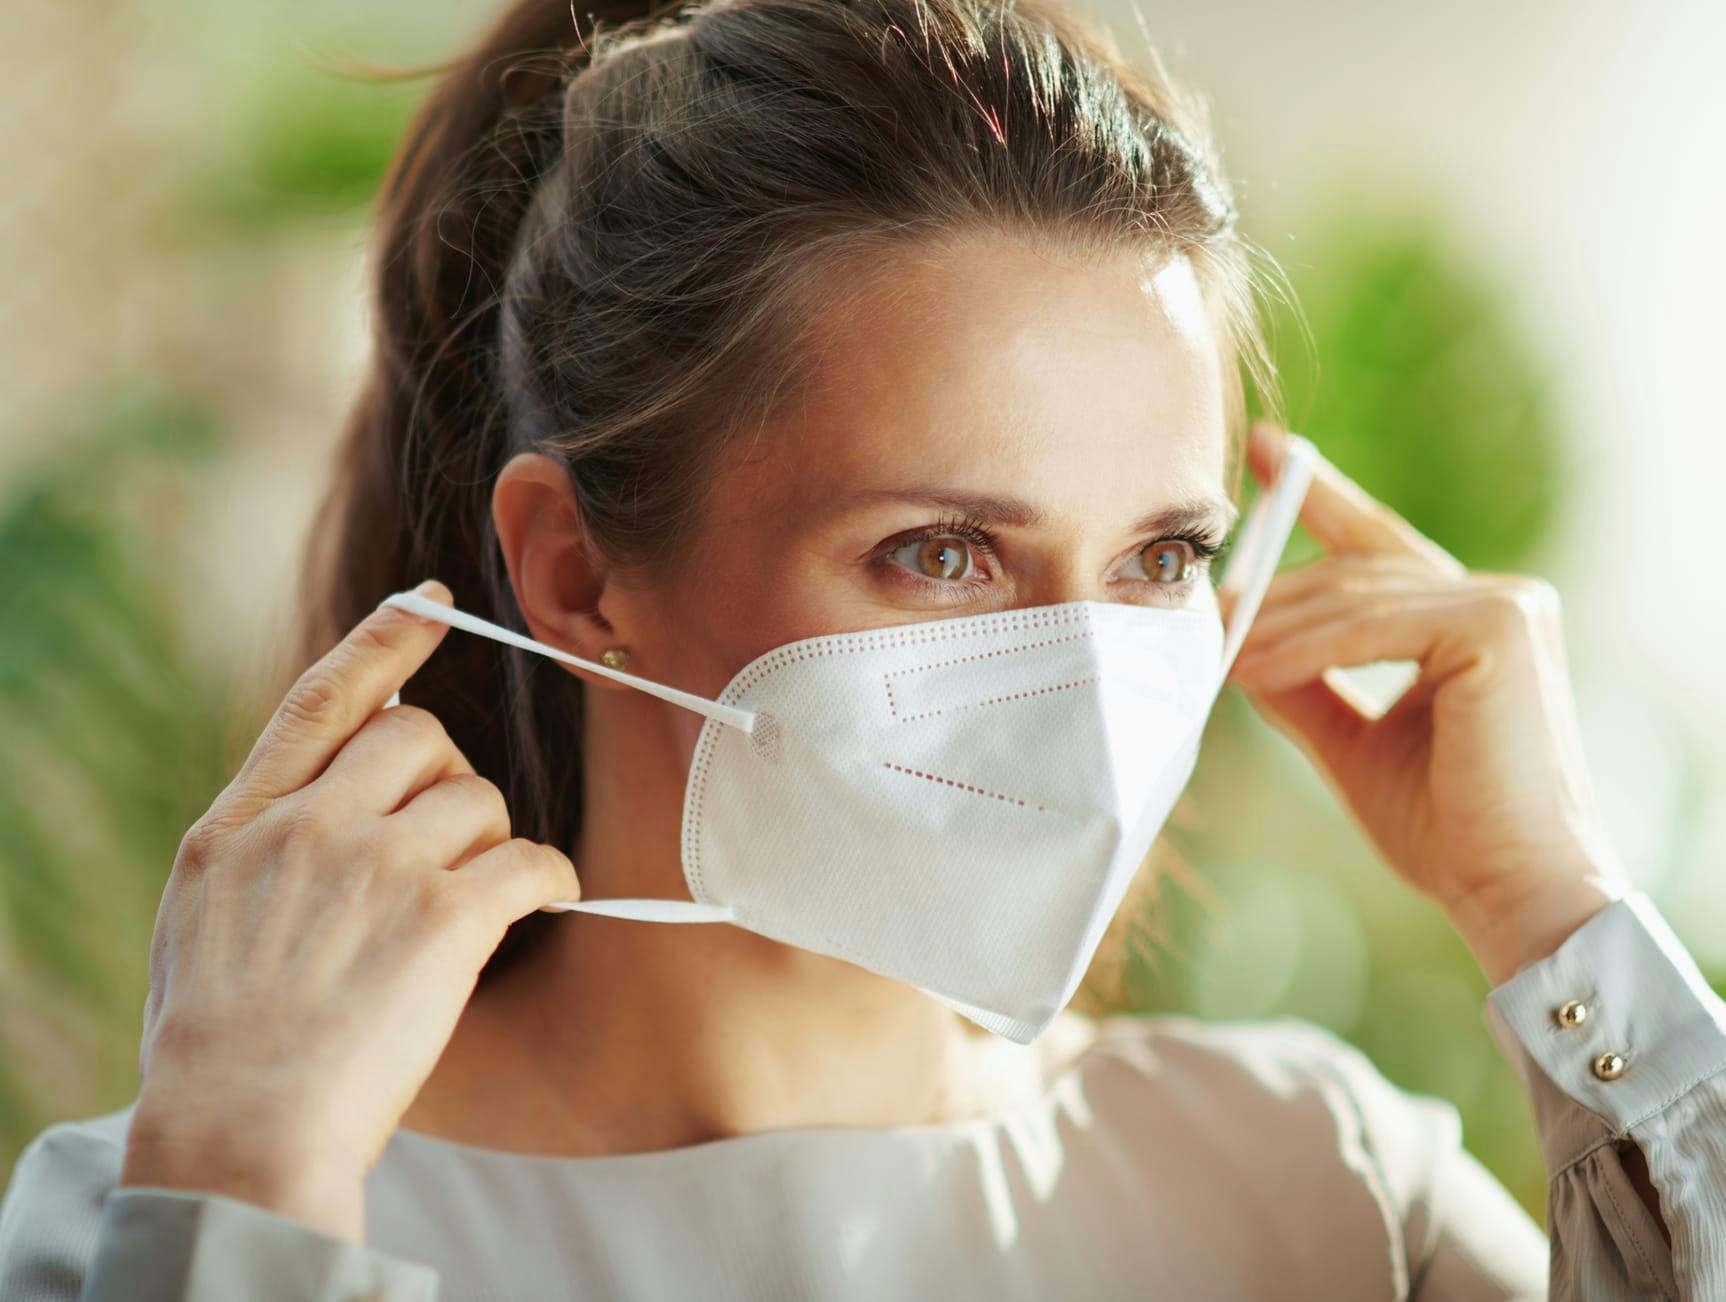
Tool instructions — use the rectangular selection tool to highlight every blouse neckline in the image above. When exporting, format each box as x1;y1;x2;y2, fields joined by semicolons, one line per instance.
386;1016;1130;1172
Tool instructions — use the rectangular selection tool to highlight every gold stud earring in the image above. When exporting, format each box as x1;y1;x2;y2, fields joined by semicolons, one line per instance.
600;647;631;671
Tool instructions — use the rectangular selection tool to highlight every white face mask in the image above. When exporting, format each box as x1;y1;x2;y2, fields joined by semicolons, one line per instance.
386;435;1316;1044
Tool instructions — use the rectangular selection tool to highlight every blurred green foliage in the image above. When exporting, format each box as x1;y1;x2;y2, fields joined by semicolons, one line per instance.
1259;212;1564;572
0;381;234;1165
189;62;425;229
1235;211;1574;573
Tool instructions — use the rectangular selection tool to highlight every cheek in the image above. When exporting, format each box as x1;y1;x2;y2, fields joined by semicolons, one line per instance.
674;479;920;670
663;708;707;769
646;542;832;706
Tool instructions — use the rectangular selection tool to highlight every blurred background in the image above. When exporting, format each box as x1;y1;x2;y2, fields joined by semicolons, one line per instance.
1;0;1721;1222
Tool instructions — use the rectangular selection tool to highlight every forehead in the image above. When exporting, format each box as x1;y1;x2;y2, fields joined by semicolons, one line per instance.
728;233;1229;519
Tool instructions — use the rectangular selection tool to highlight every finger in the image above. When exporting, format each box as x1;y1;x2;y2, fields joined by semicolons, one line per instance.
1248;421;1463;573
1241;568;1504;653
1236;556;1458;649
450;838;583;928
1255;551;1454;608
1238;676;1373;776
318;703;476;814
393;772;512;869
1229;587;1515;695
237;580;454;801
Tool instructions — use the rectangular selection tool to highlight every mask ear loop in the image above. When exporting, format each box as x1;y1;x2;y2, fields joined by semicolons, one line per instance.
377;590;742;923
382;591;757;734
1216;432;1318;678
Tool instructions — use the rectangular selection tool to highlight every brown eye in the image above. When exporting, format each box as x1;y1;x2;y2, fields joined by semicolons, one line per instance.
914;536;971;580
886;533;976;582
1139;539;1195;584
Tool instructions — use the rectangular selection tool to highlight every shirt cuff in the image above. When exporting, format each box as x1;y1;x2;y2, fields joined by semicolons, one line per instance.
1482;890;1726;1171
84;1186;439;1302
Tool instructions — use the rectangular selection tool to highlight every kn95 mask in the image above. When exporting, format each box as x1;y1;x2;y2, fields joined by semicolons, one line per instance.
384;434;1318;1044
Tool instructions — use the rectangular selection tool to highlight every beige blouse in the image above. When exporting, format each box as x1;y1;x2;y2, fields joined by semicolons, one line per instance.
1;891;1721;1300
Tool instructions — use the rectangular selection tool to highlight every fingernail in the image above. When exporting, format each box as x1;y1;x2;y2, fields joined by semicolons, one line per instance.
380;579;451;622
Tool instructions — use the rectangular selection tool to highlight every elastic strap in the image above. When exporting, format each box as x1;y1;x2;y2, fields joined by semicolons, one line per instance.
1217;432;1318;676
381;590;748;928
542;898;738;923
381;590;757;733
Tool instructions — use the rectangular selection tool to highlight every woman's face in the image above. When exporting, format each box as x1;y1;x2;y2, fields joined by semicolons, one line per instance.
611;232;1237;730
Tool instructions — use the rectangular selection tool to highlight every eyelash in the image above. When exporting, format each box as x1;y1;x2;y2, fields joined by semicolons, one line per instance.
876;512;1229;598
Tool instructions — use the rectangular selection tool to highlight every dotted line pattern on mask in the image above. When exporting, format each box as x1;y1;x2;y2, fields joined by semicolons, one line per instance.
880;628;1094;720
878;760;1051;811
884;627;1095;681
889;674;1101;724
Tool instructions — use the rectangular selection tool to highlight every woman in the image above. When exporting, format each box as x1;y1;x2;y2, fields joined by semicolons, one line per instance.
1;0;1720;1295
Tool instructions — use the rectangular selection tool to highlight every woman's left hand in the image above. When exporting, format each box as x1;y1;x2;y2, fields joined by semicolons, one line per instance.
1222;420;1628;985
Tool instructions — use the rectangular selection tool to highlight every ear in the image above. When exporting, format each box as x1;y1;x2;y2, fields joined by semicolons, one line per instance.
492;451;633;692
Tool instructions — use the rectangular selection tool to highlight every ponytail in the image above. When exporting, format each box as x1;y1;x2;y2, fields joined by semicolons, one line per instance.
300;1;668;979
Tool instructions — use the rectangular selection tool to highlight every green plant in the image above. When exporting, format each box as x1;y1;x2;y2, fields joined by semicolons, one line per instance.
0;379;233;1167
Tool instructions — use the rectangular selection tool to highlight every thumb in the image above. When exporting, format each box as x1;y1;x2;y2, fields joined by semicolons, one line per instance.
1238;676;1369;779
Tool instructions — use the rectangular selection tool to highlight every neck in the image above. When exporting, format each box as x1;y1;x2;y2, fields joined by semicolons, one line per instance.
402;684;1065;1158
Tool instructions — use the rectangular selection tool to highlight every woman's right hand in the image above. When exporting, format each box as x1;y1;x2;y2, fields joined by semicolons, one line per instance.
118;580;582;1243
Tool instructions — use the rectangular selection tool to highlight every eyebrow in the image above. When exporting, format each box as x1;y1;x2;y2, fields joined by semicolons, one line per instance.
832;485;1242;537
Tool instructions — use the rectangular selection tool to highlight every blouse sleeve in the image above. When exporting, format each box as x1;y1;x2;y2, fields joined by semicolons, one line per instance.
0;1124;439;1302
1478;889;1726;1301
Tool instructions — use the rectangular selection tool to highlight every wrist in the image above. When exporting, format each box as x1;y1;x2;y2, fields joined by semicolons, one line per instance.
1442;866;1627;987
123;1097;367;1243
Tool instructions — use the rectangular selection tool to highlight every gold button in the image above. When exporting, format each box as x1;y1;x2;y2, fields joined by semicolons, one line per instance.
1592;1051;1628;1081
1554;999;1590;1029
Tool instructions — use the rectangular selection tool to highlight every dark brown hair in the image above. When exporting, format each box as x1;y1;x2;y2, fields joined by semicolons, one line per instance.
300;0;1284;989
